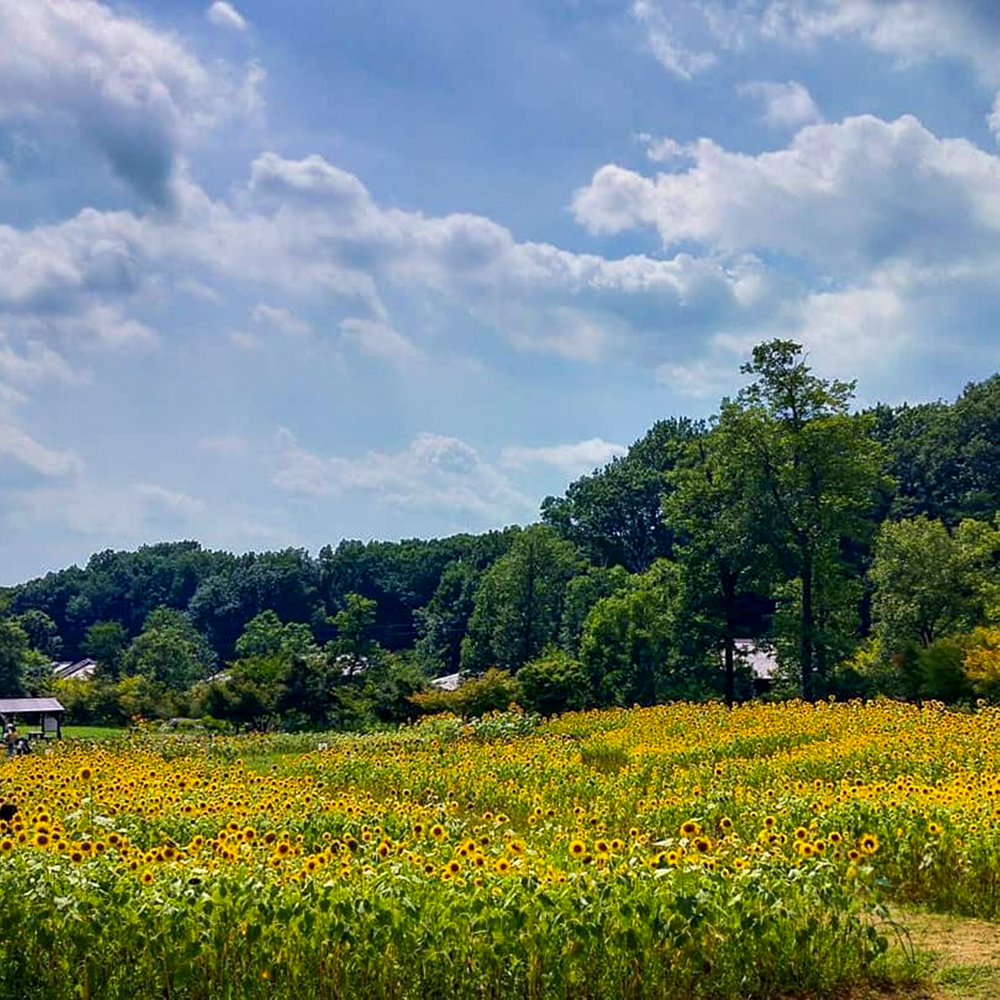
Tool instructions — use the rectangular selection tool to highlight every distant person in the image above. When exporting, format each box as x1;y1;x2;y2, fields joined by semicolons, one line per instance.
3;724;15;759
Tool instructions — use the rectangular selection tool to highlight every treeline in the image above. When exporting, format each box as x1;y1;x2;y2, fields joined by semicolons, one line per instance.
1;340;999;729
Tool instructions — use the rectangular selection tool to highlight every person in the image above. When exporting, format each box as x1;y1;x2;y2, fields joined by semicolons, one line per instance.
3;724;15;759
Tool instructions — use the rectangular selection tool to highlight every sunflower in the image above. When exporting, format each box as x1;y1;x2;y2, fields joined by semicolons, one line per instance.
859;833;879;855
569;839;586;857
680;820;700;838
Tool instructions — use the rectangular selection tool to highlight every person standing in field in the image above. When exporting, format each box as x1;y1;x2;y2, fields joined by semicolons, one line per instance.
3;724;16;759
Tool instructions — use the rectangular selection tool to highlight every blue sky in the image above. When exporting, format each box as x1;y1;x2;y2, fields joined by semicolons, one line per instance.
2;0;1000;584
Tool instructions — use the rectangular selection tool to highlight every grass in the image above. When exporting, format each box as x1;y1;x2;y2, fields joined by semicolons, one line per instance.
59;725;126;741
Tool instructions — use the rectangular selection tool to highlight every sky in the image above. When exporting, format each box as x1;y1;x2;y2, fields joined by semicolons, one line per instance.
2;0;1000;585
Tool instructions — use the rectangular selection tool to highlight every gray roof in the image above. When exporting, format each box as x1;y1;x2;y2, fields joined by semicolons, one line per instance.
429;672;462;691
51;659;98;680
0;698;66;715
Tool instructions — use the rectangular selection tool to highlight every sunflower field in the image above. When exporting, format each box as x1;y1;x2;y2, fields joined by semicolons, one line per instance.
2;700;999;998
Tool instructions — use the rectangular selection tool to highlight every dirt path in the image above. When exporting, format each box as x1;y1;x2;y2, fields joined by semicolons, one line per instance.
891;908;1000;999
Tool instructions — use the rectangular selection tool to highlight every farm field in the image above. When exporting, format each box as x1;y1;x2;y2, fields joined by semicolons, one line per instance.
2;701;1000;999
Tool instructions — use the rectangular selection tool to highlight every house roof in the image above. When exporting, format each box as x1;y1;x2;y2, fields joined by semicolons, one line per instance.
51;658;98;680
732;639;780;679
429;672;462;691
0;698;66;715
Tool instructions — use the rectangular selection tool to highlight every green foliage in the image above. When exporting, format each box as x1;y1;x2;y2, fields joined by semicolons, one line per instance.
15;610;62;658
715;340;889;698
410;668;520;718
579;560;703;706
541;417;703;572
916;638;973;702
120;607;216;691
663;424;774;705
81;621;128;678
0;617;31;697
870;516;999;658
234;610;315;658
462;526;584;673
517;648;590;715
328;592;379;669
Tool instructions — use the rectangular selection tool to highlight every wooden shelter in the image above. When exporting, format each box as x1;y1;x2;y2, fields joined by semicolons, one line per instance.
0;698;65;740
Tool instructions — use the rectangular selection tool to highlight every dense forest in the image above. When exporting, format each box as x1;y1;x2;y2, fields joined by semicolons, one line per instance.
2;340;999;729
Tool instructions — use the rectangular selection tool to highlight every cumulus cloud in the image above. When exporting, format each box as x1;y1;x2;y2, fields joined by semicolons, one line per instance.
0;0;263;205
271;428;536;523
0;150;767;367
739;80;822;128
206;2;247;32
500;438;627;476
573;115;1000;277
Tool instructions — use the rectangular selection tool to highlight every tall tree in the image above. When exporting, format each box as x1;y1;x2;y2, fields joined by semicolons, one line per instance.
716;341;888;699
541;418;704;572
462;526;584;672
663;430;771;706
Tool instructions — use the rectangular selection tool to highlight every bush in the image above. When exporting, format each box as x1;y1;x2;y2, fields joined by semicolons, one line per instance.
409;668;520;718
517;649;591;716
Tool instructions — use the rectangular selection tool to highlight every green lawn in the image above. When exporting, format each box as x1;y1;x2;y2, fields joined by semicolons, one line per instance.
59;725;126;741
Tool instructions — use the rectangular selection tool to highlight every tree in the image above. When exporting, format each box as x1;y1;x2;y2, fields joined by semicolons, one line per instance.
461;526;584;673
328;593;379;673
714;341;888;699
0;618;31;697
870;515;1000;658
579;560;697;706
663;430;772;706
234;610;316;659
414;561;480;675
120;607;216;691
558;565;632;658
541;418;704;572
16;610;62;659
81;621;128;678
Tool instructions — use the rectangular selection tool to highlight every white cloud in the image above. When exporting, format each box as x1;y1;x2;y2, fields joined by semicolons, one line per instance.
758;0;1000;87
0;337;82;386
500;438;627;476
655;355;737;398
635;2;1000;91
271;428;536;523
989;93;1000;140
252;303;312;337
573;114;1000;277
6;480;204;535
206;2;247;32
739;80;822;128
631;0;716;79
338;317;421;363
0;423;82;478
198;433;250;456
0;0;262;205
